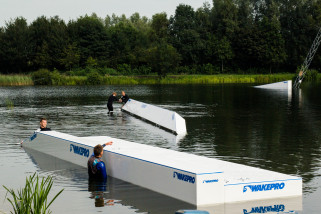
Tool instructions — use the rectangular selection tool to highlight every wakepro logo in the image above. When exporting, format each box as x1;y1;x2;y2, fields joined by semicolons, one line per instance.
173;171;195;184
243;182;285;193
203;179;219;184
70;144;89;158
243;204;285;214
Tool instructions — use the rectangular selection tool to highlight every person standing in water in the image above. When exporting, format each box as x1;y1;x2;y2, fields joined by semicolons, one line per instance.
107;92;118;114
87;141;113;181
119;91;129;105
39;117;51;131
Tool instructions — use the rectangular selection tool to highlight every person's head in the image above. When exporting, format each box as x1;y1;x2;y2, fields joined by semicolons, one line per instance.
112;92;117;96
121;91;125;96
40;118;47;128
94;144;104;157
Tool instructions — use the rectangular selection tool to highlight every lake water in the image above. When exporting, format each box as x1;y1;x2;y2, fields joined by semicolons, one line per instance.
0;84;320;213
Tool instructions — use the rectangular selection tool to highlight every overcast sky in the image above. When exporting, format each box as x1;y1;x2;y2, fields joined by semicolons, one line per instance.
0;0;210;27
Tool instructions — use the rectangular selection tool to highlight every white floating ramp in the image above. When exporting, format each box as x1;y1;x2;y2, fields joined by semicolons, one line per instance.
254;80;292;92
22;131;302;206
121;99;187;135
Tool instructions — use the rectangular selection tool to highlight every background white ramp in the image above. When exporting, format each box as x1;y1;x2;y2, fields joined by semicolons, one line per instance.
254;80;292;91
122;99;187;135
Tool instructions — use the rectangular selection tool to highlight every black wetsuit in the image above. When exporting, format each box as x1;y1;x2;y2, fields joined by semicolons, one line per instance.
120;94;129;104
40;127;51;131
107;95;118;112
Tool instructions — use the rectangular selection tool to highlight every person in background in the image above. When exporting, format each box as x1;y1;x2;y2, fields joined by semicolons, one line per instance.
107;92;118;114
87;141;113;181
119;91;129;104
39;117;51;131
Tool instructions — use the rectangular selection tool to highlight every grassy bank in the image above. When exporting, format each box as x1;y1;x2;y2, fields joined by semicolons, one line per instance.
0;73;311;86
156;74;297;84
0;74;33;86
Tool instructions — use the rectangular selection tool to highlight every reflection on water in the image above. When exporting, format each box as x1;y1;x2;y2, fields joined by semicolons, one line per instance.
0;84;321;213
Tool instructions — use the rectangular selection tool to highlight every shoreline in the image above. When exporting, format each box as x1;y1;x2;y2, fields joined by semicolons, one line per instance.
0;73;308;86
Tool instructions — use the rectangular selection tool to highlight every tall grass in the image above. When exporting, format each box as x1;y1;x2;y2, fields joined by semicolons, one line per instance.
158;74;296;84
0;73;310;86
5;98;14;110
47;73;298;85
0;75;33;86
3;173;63;214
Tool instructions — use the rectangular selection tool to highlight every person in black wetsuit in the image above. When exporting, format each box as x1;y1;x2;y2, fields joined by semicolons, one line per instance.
39;117;51;131
107;92;118;114
87;141;113;181
119;91;129;105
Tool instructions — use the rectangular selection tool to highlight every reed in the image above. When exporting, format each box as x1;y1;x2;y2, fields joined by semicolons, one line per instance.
0;75;33;86
53;75;87;86
57;73;297;85
51;73;297;85
157;74;296;84
3;173;63;214
5;98;14;110
0;73;311;86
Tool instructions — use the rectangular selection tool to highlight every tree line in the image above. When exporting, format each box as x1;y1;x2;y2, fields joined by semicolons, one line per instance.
0;0;321;76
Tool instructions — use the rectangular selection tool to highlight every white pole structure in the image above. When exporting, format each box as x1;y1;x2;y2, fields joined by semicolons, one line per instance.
293;26;321;89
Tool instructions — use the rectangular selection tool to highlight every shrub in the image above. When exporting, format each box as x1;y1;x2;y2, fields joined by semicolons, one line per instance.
200;63;220;75
138;66;152;75
98;67;119;76
175;66;190;74
304;69;318;81
117;64;131;75
50;69;63;85
86;71;103;85
31;69;52;85
66;69;87;76
86;56;98;68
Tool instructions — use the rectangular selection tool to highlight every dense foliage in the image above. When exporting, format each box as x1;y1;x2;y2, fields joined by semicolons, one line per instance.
0;0;321;76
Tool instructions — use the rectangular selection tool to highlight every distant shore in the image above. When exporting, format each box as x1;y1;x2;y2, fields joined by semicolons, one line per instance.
0;73;312;86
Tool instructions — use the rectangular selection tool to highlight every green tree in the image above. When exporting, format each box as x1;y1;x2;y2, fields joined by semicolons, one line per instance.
310;0;321;69
258;15;287;72
195;2;215;64
147;41;181;77
233;0;256;69
170;4;204;65
34;41;51;69
60;43;80;70
29;16;68;70
0;28;4;71
86;56;98;68
150;13;169;42
68;16;110;67
215;36;233;72
0;17;29;73
212;0;238;39
279;0;314;70
108;21;146;67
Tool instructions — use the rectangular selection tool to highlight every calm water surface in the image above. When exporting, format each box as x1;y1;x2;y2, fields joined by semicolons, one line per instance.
0;84;321;213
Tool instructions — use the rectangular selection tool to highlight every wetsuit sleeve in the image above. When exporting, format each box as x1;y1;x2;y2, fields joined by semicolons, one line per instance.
96;161;107;180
